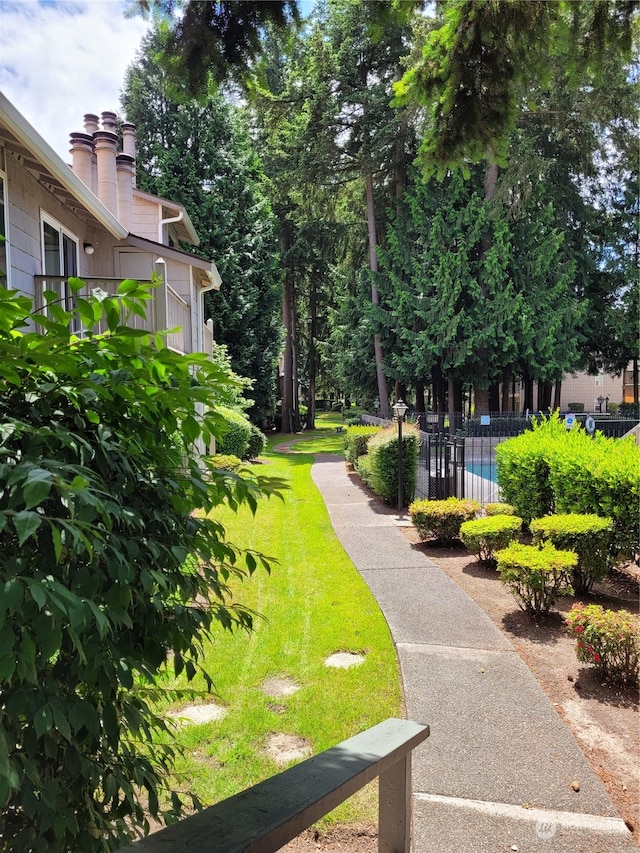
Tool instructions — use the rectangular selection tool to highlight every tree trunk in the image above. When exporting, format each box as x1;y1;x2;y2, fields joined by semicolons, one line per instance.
488;382;500;413
366;171;389;418
634;356;639;406
280;220;298;433
306;277;318;430
553;380;562;411
415;380;426;414
501;370;511;413
475;385;490;415
537;380;552;412
448;374;463;435
522;370;534;413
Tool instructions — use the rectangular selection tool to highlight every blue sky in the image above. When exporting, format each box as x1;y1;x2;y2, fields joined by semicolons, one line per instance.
0;1;150;159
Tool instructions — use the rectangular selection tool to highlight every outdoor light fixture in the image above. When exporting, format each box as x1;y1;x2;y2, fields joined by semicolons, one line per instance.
393;400;409;511
83;242;94;255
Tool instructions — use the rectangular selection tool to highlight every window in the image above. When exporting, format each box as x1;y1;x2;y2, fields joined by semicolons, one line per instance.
41;214;79;317
0;169;9;285
594;371;604;387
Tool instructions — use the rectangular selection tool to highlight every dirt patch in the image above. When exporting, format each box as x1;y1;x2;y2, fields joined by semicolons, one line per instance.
402;529;640;846
324;652;365;668
279;822;377;852
166;702;227;725
262;675;301;697
265;733;313;766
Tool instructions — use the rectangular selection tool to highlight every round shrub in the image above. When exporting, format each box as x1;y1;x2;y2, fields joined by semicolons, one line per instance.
210;454;243;472
365;425;419;506
566;603;639;684
344;425;381;465
496;542;576;616
530;513;613;594
246;423;267;460
484;502;516;517
460;515;522;566
409;497;480;545
216;406;252;459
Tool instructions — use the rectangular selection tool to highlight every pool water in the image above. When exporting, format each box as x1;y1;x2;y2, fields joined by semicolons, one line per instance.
465;461;498;483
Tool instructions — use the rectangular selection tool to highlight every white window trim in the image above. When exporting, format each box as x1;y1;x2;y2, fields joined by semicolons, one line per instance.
40;211;80;326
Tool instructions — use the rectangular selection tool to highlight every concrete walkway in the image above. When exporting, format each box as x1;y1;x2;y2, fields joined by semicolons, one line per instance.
310;455;635;853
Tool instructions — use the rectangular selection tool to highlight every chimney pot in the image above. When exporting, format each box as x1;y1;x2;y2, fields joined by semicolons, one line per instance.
101;111;118;133
69;132;94;188
83;113;100;134
116;154;135;231
93;130;118;216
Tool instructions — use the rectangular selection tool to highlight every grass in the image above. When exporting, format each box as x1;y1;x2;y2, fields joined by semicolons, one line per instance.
163;412;402;826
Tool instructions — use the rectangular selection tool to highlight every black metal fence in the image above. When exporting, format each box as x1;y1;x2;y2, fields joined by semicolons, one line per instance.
361;412;639;508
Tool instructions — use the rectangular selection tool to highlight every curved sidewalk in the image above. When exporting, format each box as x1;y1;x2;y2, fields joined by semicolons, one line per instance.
311;455;635;853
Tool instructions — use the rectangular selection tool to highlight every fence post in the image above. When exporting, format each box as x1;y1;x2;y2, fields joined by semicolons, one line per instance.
378;750;411;852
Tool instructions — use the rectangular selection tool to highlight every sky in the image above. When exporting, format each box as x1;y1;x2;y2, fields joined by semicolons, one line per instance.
0;0;151;161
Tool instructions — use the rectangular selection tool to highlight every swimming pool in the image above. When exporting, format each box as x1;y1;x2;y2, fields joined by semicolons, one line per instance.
465;461;498;483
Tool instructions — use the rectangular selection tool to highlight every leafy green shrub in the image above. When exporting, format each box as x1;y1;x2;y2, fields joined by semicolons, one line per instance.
619;402;639;418
216;405;252;459
344;425;380;465
247;423;267;459
0;281;281;850
355;451;374;489
496;413;568;524
365;425;419;506
565;604;639;684
409;497;480;544
496;542;576;616
210;454;243;472
460;515;522;566
547;431;639;562
530;514;613;593
484;502;516;516
567;402;585;413
496;412;640;560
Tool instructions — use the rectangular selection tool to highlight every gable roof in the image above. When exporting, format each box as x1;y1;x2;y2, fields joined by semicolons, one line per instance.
0;91;127;239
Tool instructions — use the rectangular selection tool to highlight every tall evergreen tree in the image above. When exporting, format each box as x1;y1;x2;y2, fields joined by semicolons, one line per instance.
121;29;282;426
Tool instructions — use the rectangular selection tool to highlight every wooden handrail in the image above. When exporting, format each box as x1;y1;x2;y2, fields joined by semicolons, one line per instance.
119;718;429;853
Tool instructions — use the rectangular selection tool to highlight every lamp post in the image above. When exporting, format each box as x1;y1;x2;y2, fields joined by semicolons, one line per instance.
393;400;409;511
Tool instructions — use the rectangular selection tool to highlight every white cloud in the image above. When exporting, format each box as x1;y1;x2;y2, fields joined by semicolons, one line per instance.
0;0;151;160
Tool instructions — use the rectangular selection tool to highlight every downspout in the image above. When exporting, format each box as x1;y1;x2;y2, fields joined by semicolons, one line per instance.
158;209;184;245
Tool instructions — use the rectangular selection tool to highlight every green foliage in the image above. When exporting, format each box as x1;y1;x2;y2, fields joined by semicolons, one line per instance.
246;423;267;460
0;282;282;850
344;425;380;465
565;603;640;684
495;412;566;524
547;432;640;562
409;497;480;545
460;515;522;567
497;413;640;559
365;426;419;507
216;406;253;460
496;543;576;616
122;33;282;427
354;452;374;490
484;502;516;516
210;454;243;473
567;402;585;413
530;514;613;594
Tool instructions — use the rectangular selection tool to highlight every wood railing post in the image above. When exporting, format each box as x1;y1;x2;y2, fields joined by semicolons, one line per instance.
378;751;411;853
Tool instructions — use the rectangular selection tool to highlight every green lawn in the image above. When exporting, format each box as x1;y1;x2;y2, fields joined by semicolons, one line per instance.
165;413;402;826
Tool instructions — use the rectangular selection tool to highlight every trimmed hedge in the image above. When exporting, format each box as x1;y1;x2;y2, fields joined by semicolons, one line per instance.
495;414;565;524
409;497;480;545
345;425;381;465
247;423;267;460
209;454;243;472
496;412;639;561
460;515;522;566
496;542;576;616
530;514;613;594
216;406;252;459
565;603;640;684
484;502;516;517
365;425;419;506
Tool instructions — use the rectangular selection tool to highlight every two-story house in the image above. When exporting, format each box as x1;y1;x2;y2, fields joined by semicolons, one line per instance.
0;92;220;355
